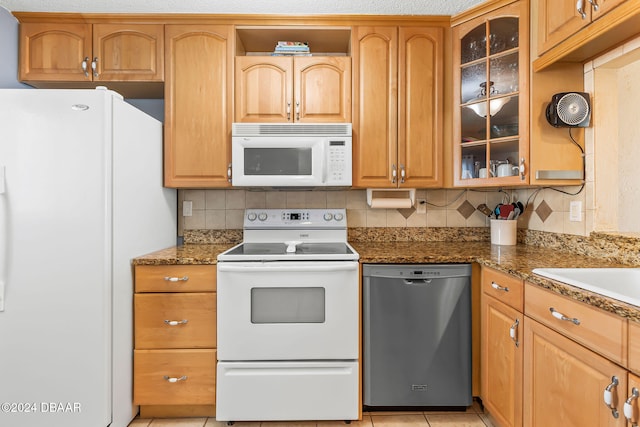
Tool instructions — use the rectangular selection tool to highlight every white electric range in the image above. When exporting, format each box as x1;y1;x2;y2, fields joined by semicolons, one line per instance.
216;209;360;422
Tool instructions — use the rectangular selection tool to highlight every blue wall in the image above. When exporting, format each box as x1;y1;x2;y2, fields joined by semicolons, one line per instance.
0;7;30;88
0;6;164;121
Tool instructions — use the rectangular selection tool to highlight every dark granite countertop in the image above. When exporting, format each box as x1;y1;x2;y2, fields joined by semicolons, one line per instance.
133;240;640;321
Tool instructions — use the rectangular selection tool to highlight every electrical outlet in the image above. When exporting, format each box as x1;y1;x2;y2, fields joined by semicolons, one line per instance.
416;199;427;214
569;201;582;222
183;200;193;217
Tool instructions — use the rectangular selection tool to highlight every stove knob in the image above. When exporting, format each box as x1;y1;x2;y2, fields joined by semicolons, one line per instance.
258;212;268;221
334;212;344;221
323;212;334;221
247;212;257;221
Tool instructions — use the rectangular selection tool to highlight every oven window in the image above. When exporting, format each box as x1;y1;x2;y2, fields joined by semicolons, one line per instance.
251;287;325;323
244;148;312;175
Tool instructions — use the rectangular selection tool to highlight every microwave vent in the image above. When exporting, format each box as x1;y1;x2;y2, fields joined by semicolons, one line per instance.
232;123;352;137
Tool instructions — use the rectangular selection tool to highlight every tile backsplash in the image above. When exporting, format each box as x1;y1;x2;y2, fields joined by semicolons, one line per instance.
178;186;589;237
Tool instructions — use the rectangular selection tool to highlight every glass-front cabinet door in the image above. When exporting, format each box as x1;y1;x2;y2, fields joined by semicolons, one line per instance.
453;0;529;186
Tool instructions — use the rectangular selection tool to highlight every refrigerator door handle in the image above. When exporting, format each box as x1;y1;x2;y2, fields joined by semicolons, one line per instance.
0;165;5;310
0;165;5;194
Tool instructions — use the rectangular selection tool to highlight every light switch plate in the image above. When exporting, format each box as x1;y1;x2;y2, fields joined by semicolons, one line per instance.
569;201;582;222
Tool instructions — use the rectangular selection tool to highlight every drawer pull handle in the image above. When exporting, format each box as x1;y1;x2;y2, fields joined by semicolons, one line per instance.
163;375;188;383
164;276;189;282
509;318;520;347
603;376;620;419
549;307;580;325
491;282;509;292
164;319;188;326
624;387;639;426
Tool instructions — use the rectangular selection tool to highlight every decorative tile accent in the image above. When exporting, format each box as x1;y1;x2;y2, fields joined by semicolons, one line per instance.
457;200;476;219
397;207;416;219
535;200;553;222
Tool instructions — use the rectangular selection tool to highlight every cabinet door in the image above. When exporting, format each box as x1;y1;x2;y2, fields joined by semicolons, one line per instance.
453;0;529;187
19;22;92;81
537;0;591;55
482;295;523;427
164;25;233;188
235;56;291;122
524;318;627;427
398;27;443;187
93;24;164;81
352;26;398;188
294;56;351;123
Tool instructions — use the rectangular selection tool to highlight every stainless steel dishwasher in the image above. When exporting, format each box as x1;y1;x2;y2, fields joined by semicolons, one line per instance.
363;263;472;409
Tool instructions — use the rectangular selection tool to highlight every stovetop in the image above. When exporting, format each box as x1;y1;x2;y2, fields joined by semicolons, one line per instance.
217;209;359;262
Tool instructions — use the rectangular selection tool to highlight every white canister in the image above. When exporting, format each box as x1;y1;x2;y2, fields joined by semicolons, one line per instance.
490;219;517;245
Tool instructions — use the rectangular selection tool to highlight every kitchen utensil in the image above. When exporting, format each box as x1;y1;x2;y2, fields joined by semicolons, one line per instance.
498;204;514;219
479;168;494;178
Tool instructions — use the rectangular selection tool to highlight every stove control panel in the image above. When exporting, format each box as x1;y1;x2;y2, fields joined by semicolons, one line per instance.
244;209;347;228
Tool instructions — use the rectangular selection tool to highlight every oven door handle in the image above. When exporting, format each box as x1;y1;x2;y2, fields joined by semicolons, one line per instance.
217;263;358;273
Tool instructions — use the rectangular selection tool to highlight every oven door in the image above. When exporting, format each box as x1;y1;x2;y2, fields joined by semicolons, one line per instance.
217;260;359;360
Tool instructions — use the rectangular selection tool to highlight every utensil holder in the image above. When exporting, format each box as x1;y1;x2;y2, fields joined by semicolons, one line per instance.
490;219;517;245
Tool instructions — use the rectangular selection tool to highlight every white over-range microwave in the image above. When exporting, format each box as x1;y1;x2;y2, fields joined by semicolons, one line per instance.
231;123;352;187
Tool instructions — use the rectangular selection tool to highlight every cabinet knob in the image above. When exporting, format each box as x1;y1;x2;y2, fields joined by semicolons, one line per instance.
587;0;599;11
81;57;89;77
163;276;189;283
549;307;581;325
295;101;300;121
577;0;588;19
91;57;98;78
509;318;520;347
163;375;188;383
391;164;397;184
491;282;510;292
164;319;188;326
624;387;639;426
287;102;291;121
400;164;406;184
603;376;620;419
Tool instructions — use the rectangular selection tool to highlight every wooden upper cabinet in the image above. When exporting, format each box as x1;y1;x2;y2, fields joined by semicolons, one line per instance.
93;24;164;81
235;56;351;123
353;26;443;188
398;27;443;188
352;26;398;188
164;24;233;188
20;22;92;81
19;22;163;82
537;0;627;56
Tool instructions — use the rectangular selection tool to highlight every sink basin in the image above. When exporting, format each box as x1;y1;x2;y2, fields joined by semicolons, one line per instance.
532;268;640;307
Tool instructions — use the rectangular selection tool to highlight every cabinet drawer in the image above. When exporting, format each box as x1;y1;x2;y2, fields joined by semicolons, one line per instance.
134;349;216;405
135;265;216;292
525;283;627;365
481;266;523;312
135;293;216;349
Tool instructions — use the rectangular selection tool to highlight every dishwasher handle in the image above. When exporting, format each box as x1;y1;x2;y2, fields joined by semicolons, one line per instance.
403;278;432;285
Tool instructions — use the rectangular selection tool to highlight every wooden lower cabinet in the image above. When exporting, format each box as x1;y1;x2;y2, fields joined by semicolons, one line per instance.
133;264;217;417
523;318;627;426
134;349;217;406
482;295;523;427
481;267;524;427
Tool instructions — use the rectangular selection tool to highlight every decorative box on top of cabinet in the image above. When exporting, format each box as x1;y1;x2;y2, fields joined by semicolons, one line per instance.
352;25;444;188
452;0;529;187
133;264;217;418
19;22;164;84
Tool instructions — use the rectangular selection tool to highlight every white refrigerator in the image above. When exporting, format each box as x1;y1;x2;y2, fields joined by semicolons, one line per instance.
0;88;177;427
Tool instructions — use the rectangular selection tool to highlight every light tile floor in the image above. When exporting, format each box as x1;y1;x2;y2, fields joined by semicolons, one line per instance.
128;402;496;427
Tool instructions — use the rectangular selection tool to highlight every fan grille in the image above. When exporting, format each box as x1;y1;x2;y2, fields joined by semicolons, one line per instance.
557;93;590;126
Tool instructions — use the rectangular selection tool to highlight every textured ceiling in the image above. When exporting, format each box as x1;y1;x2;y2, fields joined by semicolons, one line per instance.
0;0;486;15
